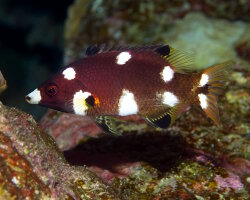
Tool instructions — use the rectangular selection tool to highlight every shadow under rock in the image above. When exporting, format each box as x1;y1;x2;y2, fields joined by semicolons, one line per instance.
64;131;193;173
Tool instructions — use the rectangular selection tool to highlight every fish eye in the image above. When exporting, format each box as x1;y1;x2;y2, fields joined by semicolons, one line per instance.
46;84;58;96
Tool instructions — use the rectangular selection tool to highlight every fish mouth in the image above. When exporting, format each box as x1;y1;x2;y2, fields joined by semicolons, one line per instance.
25;89;41;104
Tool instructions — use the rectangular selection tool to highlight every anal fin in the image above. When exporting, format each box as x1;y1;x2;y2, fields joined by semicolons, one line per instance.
145;113;171;129
144;105;182;129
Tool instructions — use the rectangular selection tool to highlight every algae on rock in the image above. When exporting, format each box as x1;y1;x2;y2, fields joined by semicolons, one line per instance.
0;102;119;199
163;13;250;70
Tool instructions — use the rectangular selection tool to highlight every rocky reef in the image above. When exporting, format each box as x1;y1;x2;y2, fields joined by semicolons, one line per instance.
0;102;118;199
1;0;250;199
64;0;250;65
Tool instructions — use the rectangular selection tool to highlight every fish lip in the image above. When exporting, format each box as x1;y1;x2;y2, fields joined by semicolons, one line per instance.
25;89;41;104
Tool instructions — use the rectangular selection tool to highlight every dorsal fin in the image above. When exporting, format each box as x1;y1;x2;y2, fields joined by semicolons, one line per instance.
155;45;194;74
85;44;194;74
85;45;100;56
155;45;171;57
113;45;164;52
86;44;165;55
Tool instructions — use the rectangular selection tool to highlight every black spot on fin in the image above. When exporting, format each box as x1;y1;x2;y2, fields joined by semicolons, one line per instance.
155;45;170;57
145;113;171;129
85;95;95;107
94;116;123;136
86;45;100;56
159;45;195;74
144;104;183;129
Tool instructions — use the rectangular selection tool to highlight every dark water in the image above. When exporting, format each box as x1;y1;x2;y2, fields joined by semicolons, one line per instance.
0;0;73;119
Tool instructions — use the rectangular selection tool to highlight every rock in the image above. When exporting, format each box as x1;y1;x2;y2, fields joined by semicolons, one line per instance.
40;110;147;151
163;13;249;70
0;70;7;95
40;110;101;151
235;27;250;62
0;102;118;199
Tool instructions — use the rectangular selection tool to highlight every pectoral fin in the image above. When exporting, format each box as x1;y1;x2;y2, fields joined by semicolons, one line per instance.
94;116;124;136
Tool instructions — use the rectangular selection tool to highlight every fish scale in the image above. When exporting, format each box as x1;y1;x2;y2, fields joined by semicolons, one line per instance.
26;45;234;135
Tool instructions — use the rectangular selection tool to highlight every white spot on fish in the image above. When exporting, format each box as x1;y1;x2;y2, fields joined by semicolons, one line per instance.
118;89;138;116
116;52;131;65
199;73;209;87
198;93;208;109
161;91;179;107
26;89;41;104
161;66;174;82
62;67;76;80
73;90;91;115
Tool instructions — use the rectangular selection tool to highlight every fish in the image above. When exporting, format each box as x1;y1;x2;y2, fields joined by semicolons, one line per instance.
25;45;233;135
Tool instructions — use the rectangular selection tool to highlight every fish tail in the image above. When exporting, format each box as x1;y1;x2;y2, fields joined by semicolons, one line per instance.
195;61;234;126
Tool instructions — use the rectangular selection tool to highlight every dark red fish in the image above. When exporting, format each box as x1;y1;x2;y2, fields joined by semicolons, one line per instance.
26;45;233;135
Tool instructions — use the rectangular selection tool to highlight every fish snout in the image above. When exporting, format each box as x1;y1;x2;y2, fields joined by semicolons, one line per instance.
25;89;41;104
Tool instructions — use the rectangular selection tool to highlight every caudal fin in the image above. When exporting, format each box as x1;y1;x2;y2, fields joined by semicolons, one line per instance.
196;61;234;126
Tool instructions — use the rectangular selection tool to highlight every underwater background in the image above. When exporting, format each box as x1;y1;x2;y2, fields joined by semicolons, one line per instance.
0;0;249;199
0;0;73;119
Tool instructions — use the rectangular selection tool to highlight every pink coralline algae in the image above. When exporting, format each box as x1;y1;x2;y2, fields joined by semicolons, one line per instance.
215;172;243;190
40;110;102;151
0;102;118;199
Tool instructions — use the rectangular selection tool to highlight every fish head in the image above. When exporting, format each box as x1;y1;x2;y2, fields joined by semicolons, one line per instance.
25;66;93;115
